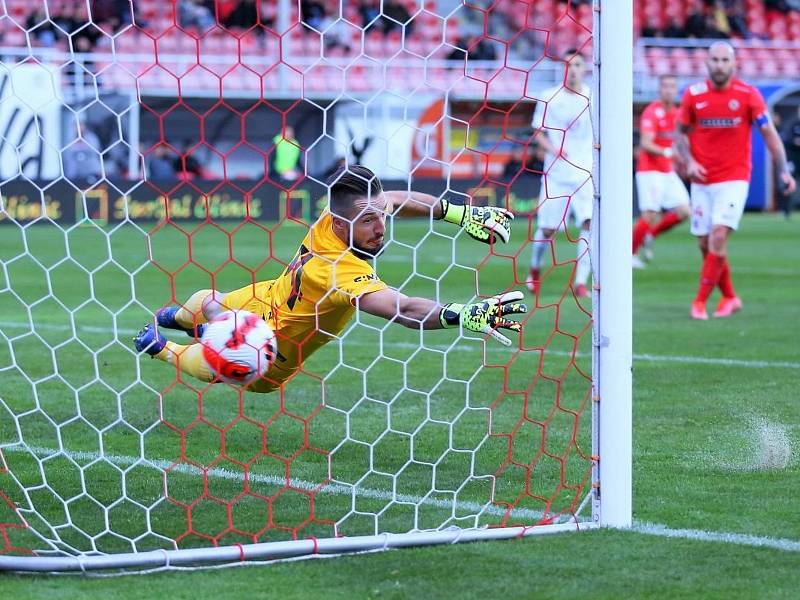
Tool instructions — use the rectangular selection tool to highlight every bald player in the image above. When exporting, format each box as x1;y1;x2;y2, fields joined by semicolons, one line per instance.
675;42;796;320
133;165;526;392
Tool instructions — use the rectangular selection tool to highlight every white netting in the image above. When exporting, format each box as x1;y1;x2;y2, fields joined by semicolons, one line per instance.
0;0;597;568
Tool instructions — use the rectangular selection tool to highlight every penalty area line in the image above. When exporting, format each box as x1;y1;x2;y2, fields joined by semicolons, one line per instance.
0;320;798;370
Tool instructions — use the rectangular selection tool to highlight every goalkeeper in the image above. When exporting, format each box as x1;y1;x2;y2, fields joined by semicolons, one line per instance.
134;165;526;393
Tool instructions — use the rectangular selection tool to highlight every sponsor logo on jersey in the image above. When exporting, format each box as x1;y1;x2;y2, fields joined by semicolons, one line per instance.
689;82;708;95
698;117;742;128
696;101;709;110
353;273;378;283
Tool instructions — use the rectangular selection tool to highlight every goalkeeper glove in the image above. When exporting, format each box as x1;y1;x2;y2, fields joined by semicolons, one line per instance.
439;291;527;347
440;198;513;244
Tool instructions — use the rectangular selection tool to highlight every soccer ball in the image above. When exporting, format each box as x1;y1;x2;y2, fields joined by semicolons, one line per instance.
201;310;277;385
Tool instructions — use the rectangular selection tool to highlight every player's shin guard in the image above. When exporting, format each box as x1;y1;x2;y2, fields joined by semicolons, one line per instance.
717;257;736;298
632;217;651;254
174;289;213;329
156;341;215;383
575;230;592;288
695;252;725;304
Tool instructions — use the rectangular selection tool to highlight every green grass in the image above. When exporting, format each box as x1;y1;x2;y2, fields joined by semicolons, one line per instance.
1;213;799;597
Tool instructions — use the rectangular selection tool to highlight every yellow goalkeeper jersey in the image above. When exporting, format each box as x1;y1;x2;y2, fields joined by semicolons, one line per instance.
223;212;387;392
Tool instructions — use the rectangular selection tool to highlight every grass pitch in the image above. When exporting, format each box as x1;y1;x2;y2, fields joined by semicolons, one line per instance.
1;213;799;598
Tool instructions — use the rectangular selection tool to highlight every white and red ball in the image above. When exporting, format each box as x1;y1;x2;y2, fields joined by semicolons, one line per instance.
201;310;277;385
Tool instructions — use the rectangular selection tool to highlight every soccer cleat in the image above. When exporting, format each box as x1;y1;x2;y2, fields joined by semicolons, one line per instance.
632;255;646;270
574;283;590;299
156;306;205;338
690;300;709;321
713;296;742;318
133;323;167;356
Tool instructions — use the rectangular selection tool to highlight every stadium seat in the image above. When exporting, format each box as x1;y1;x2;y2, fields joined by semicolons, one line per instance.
670;47;693;76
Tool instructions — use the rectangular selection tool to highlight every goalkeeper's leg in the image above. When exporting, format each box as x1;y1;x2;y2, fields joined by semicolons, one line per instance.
157;289;226;336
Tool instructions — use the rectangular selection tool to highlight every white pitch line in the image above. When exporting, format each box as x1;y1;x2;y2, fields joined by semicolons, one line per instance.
5;445;800;554
632;521;800;553
1;320;798;370
3;444;545;522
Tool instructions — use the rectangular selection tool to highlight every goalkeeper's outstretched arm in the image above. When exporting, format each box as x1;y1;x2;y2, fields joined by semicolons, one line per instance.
383;190;513;245
358;287;527;346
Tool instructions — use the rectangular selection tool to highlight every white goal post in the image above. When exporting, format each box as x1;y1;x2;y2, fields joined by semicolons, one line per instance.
0;0;631;572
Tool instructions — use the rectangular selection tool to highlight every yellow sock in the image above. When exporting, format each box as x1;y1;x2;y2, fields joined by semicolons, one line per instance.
174;289;213;329
155;341;214;383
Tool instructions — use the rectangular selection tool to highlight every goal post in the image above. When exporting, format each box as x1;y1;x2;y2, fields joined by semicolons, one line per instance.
0;0;632;572
595;0;633;528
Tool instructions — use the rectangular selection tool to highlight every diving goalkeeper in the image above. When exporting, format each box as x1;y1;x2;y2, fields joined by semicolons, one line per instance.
134;165;526;393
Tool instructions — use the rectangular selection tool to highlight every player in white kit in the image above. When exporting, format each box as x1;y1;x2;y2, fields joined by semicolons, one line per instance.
527;48;594;300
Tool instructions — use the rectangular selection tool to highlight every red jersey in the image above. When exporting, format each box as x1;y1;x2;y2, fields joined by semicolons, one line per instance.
637;100;678;173
678;78;768;184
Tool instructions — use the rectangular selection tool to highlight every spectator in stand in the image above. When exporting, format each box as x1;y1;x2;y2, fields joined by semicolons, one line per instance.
147;144;177;180
384;1;412;34
26;8;57;46
319;14;352;53
271;126;301;181
663;18;687;38
90;0;133;33
685;0;710;38
445;38;466;61
223;0;260;29
468;37;497;61
359;0;388;34
64;121;103;184
723;0;750;38
52;4;80;35
766;0;800;12
301;0;325;31
711;1;732;38
178;0;215;31
641;15;662;38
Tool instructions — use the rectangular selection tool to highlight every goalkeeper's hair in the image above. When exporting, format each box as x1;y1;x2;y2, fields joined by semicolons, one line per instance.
327;164;383;219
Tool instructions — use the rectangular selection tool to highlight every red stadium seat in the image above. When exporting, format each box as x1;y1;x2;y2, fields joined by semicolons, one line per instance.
739;57;759;78
759;59;780;78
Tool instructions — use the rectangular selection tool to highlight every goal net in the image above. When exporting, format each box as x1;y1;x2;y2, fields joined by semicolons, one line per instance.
0;0;630;572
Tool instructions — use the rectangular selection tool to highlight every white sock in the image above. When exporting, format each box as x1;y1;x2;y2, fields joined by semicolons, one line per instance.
530;228;549;271
575;229;592;287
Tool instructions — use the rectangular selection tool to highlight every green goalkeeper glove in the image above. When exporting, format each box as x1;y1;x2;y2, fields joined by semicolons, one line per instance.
439;291;527;347
440;198;513;244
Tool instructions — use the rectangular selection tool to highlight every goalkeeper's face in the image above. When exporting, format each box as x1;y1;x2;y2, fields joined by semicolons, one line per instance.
340;194;388;258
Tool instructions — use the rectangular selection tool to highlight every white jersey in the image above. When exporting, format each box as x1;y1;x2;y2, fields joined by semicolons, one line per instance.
531;83;593;184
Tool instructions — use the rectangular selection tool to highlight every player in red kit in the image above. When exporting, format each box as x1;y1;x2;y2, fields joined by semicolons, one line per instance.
633;74;691;269
674;42;796;320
